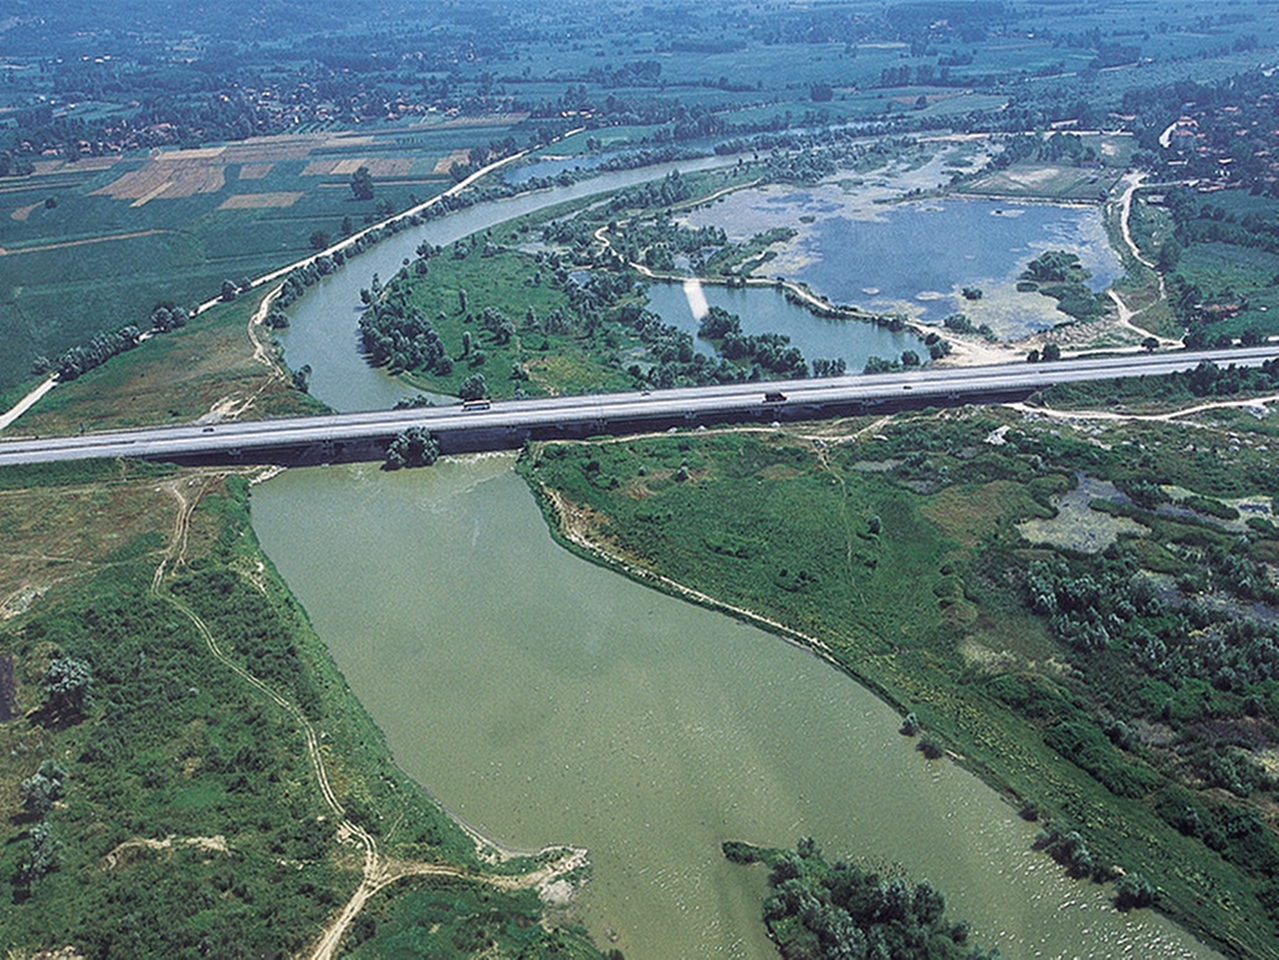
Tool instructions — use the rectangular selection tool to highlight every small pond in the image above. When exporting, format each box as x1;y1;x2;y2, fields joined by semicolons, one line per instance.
644;279;920;368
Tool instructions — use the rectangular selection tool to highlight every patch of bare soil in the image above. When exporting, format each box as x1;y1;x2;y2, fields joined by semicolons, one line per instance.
433;149;472;174
302;159;340;176
217;192;303;210
92;158;226;202
102;835;230;870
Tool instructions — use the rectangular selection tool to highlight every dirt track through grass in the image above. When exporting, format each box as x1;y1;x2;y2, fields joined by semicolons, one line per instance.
0;229;168;256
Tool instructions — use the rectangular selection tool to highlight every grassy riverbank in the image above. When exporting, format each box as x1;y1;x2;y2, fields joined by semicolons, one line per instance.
15;288;328;437
518;401;1279;960
0;459;601;958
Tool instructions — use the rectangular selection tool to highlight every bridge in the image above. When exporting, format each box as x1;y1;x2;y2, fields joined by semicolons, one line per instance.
1;347;1275;468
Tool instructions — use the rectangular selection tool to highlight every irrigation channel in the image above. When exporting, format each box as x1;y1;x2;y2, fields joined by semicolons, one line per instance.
258;163;1220;958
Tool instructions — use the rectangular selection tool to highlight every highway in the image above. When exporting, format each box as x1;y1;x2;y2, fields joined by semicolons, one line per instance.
1;347;1276;467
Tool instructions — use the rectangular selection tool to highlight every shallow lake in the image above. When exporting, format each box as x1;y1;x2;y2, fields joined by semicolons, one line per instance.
250;456;1220;960
681;187;1122;337
643;279;920;369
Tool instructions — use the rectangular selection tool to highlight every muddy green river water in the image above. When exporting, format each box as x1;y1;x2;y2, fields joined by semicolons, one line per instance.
250;456;1219;960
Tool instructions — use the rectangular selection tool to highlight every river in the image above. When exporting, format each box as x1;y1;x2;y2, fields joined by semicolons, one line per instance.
259;161;1220;958
275;156;743;413
250;457;1219;960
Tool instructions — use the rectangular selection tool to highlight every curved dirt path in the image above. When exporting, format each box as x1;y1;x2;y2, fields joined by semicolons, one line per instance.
1108;172;1180;346
1116;172;1153;269
1006;392;1279;427
248;284;286;370
1107;288;1180;348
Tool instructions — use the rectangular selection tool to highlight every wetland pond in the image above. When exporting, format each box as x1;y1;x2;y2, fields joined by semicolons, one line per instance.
679;185;1122;338
250;456;1219;960
643;279;920;368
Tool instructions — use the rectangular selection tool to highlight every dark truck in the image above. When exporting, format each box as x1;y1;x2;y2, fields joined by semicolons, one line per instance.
763;391;787;403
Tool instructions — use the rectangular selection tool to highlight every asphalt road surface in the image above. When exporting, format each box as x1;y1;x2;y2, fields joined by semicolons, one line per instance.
1;347;1275;466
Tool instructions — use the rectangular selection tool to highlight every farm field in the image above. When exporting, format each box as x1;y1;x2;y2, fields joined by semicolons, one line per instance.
1177;242;1279;337
0;118;522;390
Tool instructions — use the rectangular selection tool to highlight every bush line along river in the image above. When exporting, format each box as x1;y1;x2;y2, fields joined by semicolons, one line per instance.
261;168;1220;958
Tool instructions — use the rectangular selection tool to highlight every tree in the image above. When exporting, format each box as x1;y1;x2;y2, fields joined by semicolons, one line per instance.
918;736;944;759
43;656;91;719
901;349;921;367
1142;336;1160;352
17;822;59;889
291;363;312;393
1042;342;1061;362
151;304;186;333
461;330;472;357
1183;326;1209;350
21;761;65;819
913;879;946;926
459;374;487;401
458;288;468;313
384;427;440;470
1114;872;1155;911
350;165;374;201
309;229;329;251
220;279;238;302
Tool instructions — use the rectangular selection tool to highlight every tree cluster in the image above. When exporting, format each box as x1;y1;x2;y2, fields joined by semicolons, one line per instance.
32;326;139;382
359;300;449;375
697;306;807;377
730;838;999;960
384;427;440;470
